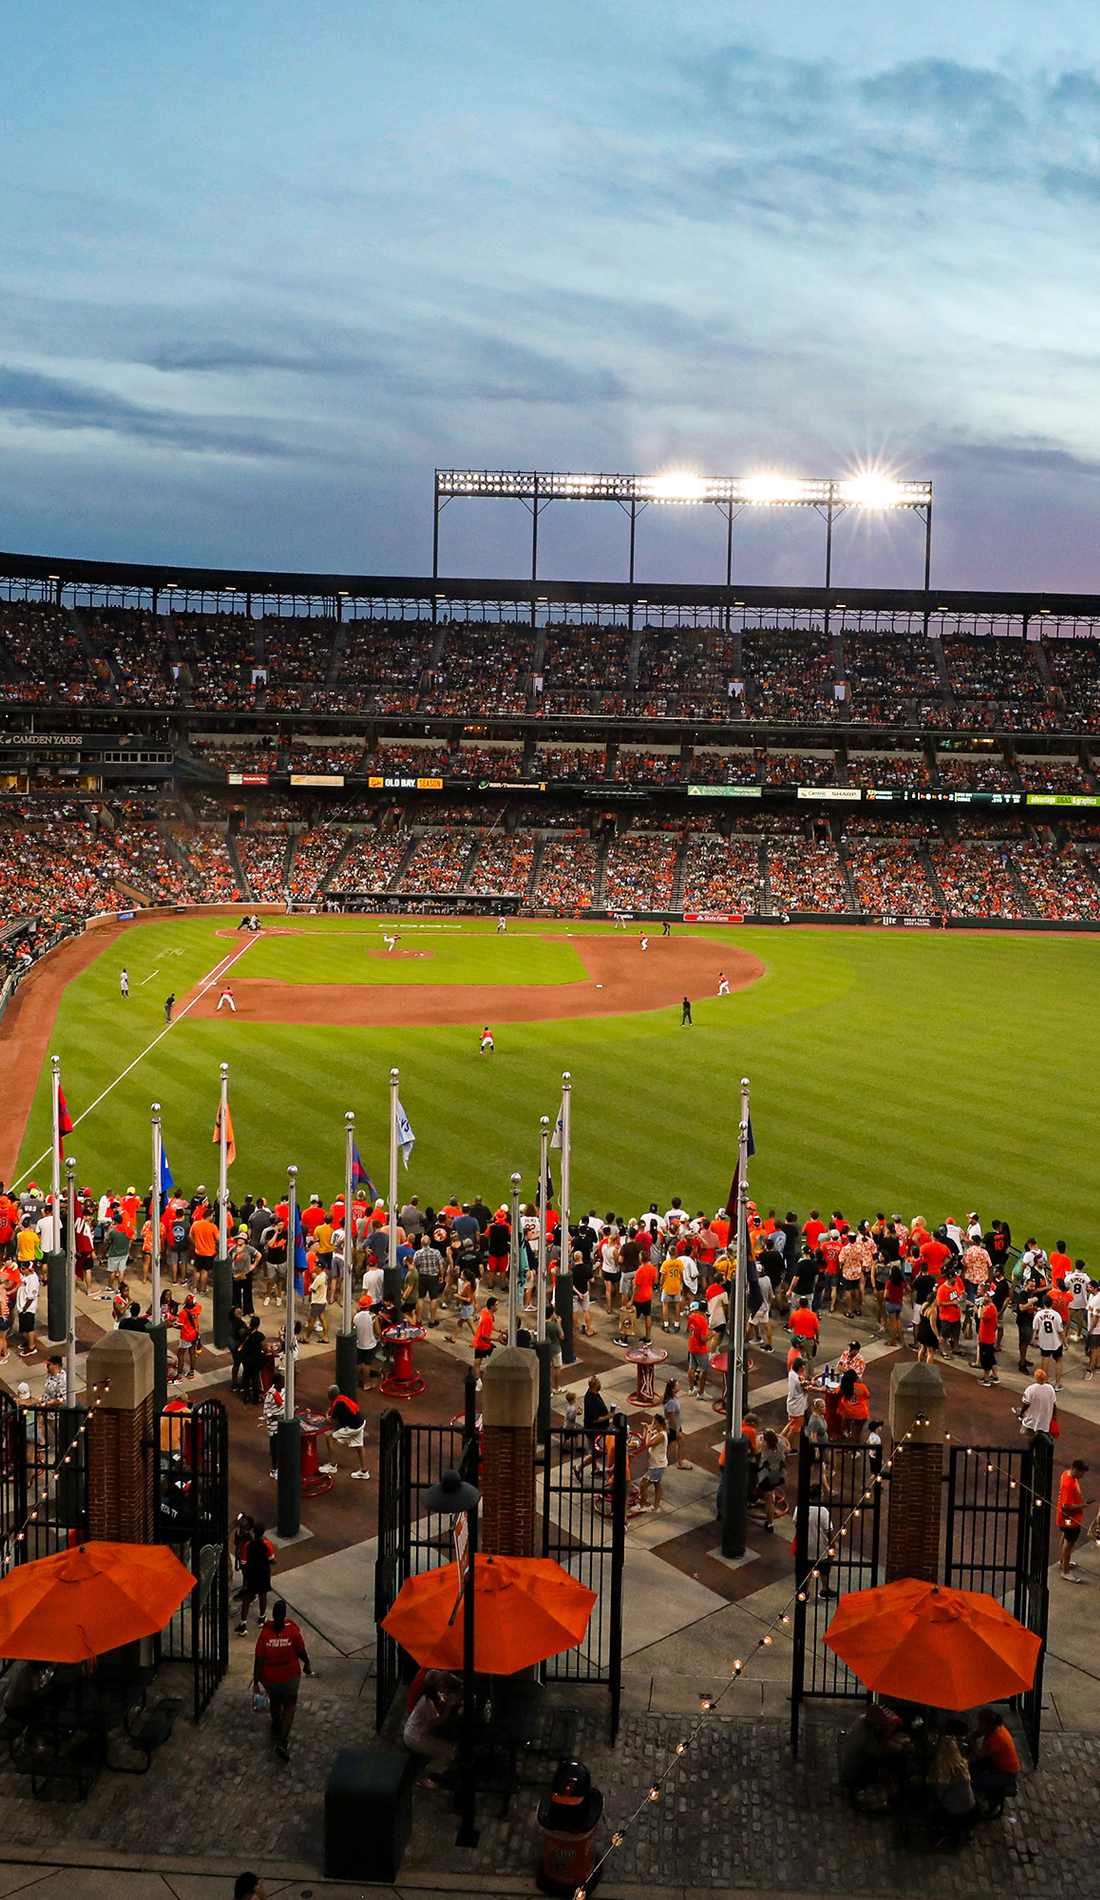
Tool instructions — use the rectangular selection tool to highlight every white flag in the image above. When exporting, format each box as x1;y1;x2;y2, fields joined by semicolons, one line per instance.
550;1090;567;1151
396;1098;415;1168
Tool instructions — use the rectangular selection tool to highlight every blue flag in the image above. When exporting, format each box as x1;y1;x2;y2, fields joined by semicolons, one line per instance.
160;1144;174;1195
294;1205;309;1281
351;1142;378;1201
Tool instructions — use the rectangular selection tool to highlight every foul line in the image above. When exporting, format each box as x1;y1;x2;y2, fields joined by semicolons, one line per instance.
14;936;260;1189
138;969;161;985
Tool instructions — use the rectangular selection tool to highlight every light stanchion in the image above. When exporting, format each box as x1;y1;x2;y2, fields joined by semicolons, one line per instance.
276;1164;302;1539
149;1104;169;1411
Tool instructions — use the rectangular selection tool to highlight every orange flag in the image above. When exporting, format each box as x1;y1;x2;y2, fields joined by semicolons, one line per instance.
213;1103;236;1167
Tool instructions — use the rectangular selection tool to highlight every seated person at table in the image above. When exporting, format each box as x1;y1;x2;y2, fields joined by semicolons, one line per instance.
318;1385;370;1479
927;1719;977;1834
968;1706;1020;1807
838;1701;910;1796
403;1669;462;1790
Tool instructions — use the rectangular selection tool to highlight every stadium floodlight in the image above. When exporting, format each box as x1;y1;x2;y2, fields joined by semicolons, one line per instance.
639;473;710;503
838;473;907;508
740;475;809;505
432;466;933;596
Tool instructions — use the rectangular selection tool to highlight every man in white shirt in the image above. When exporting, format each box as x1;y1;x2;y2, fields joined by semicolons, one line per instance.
781;1356;809;1447
1065;1264;1092;1341
805;1485;835;1597
353;1297;379;1387
1086;1287;1100;1378
15;1267;40;1358
1018;1369;1057;1440
1032;1297;1065;1387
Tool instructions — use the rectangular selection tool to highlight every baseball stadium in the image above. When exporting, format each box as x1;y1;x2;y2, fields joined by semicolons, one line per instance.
2;481;1100;1891
1;485;1098;1236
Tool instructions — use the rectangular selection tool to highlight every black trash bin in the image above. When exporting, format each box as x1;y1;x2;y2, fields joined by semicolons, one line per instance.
536;1758;604;1896
324;1746;415;1880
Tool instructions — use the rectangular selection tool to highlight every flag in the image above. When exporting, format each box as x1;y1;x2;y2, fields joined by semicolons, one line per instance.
351;1142;378;1201
159;1143;175;1196
395;1098;415;1169
56;1087;74;1155
213;1102;236;1167
549;1090;567;1151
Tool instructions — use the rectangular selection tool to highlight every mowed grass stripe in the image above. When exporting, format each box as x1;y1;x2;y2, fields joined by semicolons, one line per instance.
15;920;1100;1255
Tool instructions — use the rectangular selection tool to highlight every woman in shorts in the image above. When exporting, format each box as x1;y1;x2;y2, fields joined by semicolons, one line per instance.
639;1413;668;1512
446;1271;479;1345
662;1378;692;1470
600;1229;621;1317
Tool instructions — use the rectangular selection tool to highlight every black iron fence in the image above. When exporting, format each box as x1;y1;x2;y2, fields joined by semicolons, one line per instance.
0;1394;89;1573
155;1399;230;1719
790;1439;885;1748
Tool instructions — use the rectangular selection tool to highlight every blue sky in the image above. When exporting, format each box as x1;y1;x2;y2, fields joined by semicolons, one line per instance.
3;0;1100;588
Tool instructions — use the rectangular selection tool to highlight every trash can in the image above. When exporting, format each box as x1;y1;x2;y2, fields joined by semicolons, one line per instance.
324;1746;415;1880
536;1759;604;1896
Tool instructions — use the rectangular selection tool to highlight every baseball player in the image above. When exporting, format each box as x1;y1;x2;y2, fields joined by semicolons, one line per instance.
165;993;175;1024
480;1025;495;1054
217;985;236;1013
120;969;129;999
382;933;397;953
718;972;730;996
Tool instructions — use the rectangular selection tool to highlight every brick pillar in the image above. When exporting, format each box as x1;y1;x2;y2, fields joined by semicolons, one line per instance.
885;1362;946;1584
85;1331;155;1544
479;1347;538;1557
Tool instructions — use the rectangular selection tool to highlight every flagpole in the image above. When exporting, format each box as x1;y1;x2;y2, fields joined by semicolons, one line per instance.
536;1117;550;1343
559;1071;571;1245
507;1172;522;1346
46;1055;68;1350
722;1076;751;1559
64;1155;77;1404
218;1063;230;1259
387;1068;400;1311
151;1104;163;1316
150;1102;168;1411
334;1111;357;1401
343;1111;355;1336
277;1163;301;1540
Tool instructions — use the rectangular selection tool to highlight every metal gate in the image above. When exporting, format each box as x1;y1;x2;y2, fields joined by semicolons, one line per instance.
540;1416;627;1741
374;1409;468;1730
944;1436;1051;1763
790;1439;885;1749
155;1398;230;1719
0;1394;89;1575
375;1407;626;1739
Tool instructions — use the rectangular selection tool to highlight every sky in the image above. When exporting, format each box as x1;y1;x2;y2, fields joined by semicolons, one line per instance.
3;0;1100;590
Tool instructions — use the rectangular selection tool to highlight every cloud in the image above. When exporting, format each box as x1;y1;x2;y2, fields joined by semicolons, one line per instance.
0;365;293;458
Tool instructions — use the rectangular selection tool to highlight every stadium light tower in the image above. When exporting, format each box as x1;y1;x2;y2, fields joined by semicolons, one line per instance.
432;467;933;597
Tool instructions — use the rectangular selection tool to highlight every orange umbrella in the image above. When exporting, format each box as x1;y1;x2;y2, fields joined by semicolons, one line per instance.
823;1577;1041;1710
0;1542;196;1664
381;1554;596;1673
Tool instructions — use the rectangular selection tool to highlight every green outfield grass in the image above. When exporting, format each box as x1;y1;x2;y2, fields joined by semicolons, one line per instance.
240;924;585;986
14;917;1100;1255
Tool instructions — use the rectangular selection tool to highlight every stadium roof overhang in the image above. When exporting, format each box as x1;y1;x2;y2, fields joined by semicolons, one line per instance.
1;547;1099;619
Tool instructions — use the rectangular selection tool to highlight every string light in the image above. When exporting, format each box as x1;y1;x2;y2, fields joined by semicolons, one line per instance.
2;1381;111;1569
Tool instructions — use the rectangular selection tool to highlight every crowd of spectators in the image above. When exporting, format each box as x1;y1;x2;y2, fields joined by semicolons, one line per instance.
943;637;1043;705
422;626;533;715
84;608;173;705
168;825;241;900
400;828;475;891
543;623;632;699
603;836;678;910
466;832;536;896
288;744;364;775
192;743;281;775
532;837;597;908
236;832;288;901
0;601;112;704
767;839;849;912
846;840;935;916
329;834;410;892
615;748;683;783
1044;640;1100;732
287;825;349;899
536;746;607;781
742;630;838;722
1017;758;1094;795
262;617;337;683
843;631;941;716
635;625;736;697
363;745;452;778
454;747;526;780
935;756;1019;793
1011;846;1100;920
928;843;1027;918
846;752;930;789
681;837;761;912
688;750;761;785
762;751;835;786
